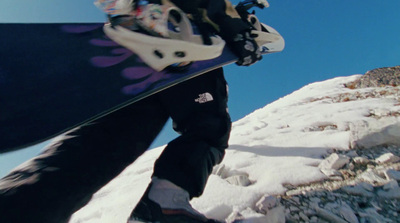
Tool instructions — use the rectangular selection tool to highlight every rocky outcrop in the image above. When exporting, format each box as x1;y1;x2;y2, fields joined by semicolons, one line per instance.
346;66;400;89
279;146;400;223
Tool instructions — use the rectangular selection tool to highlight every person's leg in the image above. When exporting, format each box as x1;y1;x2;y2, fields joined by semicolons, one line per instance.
0;95;169;223
155;68;231;198
129;68;231;222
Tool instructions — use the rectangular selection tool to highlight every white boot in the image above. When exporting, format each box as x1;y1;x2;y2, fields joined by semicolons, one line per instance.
128;177;223;222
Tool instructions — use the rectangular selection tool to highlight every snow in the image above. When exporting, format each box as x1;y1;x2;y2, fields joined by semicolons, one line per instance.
69;74;400;222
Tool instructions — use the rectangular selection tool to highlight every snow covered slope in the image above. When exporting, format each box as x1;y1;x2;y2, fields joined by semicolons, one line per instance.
69;74;400;223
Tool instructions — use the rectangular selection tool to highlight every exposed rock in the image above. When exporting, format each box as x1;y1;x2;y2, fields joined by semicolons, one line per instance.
318;153;350;170
341;183;374;197
275;145;400;223
358;208;394;223
314;206;349;223
320;168;341;178
353;156;370;165
384;169;400;181
255;195;279;214
338;205;359;223
225;211;244;223
346;66;400;88
377;180;400;199
225;174;251;187
375;152;400;164
350;121;400;149
213;164;252;186
264;206;285;223
346;150;359;158
357;169;388;185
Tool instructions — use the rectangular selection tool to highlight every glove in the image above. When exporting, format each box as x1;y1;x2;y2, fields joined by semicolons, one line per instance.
228;30;262;66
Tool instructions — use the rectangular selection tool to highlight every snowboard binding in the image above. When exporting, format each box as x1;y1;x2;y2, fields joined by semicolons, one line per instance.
234;0;282;47
102;1;225;71
96;0;281;71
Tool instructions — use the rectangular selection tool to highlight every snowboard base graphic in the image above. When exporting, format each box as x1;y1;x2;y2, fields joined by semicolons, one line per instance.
0;23;284;153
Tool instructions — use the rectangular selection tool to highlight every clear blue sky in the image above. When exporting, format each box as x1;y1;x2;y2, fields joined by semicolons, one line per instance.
1;0;399;177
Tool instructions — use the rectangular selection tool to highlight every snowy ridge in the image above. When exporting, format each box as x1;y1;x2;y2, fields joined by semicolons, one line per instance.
69;74;400;223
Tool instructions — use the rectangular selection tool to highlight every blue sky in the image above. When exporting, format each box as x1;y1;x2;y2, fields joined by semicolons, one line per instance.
1;0;399;177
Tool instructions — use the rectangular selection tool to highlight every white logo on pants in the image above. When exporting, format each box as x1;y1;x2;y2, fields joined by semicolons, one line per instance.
195;93;214;104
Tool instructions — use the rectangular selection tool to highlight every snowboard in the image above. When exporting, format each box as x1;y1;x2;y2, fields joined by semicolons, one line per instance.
0;22;284;153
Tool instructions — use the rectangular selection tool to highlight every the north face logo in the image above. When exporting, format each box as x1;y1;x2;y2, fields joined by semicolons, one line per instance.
195;92;214;104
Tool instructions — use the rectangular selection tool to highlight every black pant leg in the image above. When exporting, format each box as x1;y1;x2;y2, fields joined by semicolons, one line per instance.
153;68;232;198
0;96;169;223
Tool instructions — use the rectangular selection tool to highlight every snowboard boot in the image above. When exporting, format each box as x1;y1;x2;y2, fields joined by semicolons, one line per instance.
127;178;224;223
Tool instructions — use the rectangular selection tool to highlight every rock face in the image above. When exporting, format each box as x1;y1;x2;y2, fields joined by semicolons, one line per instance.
346;66;400;89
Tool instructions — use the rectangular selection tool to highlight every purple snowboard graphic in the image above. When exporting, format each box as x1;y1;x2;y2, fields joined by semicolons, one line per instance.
0;23;282;152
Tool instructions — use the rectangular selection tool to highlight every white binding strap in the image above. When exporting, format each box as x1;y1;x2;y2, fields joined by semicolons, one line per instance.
104;7;225;71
